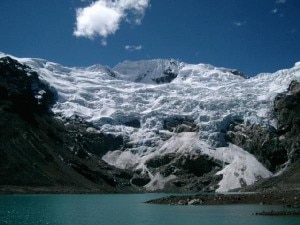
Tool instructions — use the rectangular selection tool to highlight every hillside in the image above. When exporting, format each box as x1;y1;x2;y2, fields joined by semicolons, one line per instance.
0;56;138;193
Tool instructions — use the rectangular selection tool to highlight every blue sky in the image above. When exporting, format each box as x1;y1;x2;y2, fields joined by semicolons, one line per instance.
0;0;299;75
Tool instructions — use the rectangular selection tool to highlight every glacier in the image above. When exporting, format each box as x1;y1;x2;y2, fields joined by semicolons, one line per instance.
1;52;300;192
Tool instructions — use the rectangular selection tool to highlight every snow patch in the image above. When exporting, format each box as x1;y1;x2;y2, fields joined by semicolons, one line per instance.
0;52;6;58
103;150;140;170
145;173;176;191
214;144;272;192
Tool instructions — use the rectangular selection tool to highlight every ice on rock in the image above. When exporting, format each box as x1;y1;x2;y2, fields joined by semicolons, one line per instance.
1;53;300;191
145;173;176;191
113;59;183;84
214;144;272;192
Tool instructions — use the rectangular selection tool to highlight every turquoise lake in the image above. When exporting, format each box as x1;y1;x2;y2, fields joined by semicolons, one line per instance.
0;194;299;225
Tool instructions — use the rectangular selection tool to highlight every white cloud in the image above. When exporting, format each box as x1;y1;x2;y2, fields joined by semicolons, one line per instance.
101;39;108;46
125;45;142;51
74;1;122;39
271;8;278;14
276;0;287;4
233;21;245;27
74;0;150;44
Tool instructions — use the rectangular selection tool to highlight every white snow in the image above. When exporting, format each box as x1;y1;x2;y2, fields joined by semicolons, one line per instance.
145;173;176;191
113;59;183;84
0;52;6;58
214;144;272;192
1;53;300;191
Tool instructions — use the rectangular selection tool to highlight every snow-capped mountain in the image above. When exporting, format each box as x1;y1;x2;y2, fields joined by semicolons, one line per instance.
1;51;299;192
113;59;183;84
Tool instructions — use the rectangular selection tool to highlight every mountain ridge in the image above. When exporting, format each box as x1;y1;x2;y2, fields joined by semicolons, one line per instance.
0;51;299;193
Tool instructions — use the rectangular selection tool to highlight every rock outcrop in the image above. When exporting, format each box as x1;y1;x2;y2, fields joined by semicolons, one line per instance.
0;57;138;193
144;153;222;192
227;80;300;173
274;80;300;162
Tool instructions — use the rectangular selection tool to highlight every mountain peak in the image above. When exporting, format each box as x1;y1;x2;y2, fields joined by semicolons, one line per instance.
113;59;184;84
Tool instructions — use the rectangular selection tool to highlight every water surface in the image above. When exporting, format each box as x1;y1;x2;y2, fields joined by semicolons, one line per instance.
0;194;299;225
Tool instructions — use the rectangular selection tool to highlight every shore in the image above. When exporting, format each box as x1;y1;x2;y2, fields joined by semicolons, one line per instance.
0;186;106;195
0;185;143;195
146;190;300;216
146;190;300;206
2;186;300;216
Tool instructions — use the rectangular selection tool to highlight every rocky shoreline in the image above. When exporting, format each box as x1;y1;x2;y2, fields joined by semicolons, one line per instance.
255;210;300;216
146;190;300;216
146;191;300;206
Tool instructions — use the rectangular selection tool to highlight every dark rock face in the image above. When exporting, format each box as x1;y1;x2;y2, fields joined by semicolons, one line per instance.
274;80;300;162
152;61;180;84
230;69;249;79
0;57;57;119
163;116;198;133
227;80;300;172
123;118;141;128
152;68;178;84
145;154;175;168
145;153;222;192
131;175;151;186
226;123;287;172
0;57;137;193
135;67;178;84
64;118;124;157
178;154;220;177
146;154;219;177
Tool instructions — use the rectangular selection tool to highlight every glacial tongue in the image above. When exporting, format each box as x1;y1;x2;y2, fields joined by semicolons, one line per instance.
1;52;300;192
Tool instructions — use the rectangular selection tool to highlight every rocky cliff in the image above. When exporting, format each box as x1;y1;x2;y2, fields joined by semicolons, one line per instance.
0;57;138;193
227;81;300;170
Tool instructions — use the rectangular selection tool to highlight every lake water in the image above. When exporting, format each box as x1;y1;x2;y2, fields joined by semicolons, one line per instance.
0;194;299;225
